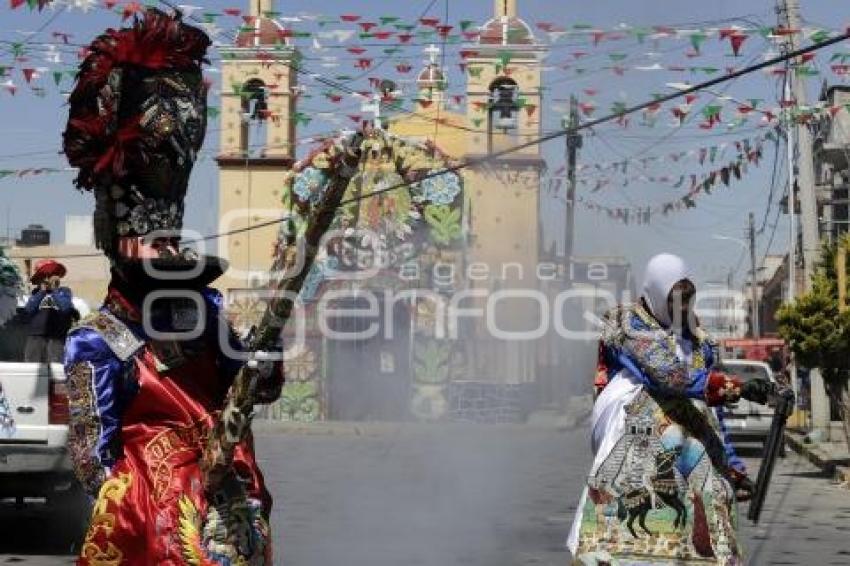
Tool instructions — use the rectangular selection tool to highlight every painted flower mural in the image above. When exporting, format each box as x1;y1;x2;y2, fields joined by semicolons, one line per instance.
285;344;318;382
292;166;329;204
415;171;462;205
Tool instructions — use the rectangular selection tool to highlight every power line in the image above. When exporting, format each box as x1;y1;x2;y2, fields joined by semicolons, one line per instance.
12;27;849;260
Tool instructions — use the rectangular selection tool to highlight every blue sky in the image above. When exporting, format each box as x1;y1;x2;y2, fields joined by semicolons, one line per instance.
0;0;846;287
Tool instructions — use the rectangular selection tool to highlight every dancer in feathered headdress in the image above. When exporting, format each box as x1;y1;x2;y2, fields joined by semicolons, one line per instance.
62;9;283;564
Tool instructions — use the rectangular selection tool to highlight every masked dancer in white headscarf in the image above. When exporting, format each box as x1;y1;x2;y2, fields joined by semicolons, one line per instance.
568;253;774;565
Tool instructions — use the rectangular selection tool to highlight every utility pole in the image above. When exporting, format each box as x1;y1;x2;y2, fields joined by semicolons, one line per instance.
778;0;819;292
564;95;582;264
748;212;760;338
778;0;829;436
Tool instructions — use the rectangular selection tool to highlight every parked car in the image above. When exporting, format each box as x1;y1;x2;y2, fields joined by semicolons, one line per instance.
716;359;785;456
0;312;89;545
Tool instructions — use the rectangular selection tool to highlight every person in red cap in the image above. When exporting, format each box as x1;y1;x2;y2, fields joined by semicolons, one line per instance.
23;258;78;363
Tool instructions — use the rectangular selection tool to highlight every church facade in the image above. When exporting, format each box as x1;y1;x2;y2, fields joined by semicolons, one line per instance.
215;0;551;422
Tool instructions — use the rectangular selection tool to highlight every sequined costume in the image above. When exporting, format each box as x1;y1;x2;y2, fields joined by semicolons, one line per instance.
62;9;284;565
65;287;280;565
569;255;755;566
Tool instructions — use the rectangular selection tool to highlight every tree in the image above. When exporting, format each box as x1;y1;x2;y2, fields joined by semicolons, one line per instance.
776;236;850;448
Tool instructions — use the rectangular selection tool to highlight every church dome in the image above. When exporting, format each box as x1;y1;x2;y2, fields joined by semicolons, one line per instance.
417;64;447;91
236;17;290;47
478;16;535;45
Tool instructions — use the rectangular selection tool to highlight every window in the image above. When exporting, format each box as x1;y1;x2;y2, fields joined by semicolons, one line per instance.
487;77;519;153
240;78;269;157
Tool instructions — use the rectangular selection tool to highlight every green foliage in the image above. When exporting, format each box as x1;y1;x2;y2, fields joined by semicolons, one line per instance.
776;238;850;377
275;382;320;422
423;205;462;246
414;340;451;384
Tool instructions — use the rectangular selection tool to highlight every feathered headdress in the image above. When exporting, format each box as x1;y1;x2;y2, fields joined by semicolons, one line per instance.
63;9;211;257
64;8;209;191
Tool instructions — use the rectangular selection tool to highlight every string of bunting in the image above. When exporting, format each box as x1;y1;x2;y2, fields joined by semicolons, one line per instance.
576;137;766;225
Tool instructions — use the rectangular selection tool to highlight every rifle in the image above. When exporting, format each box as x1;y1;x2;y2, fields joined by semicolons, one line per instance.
747;387;795;524
200;131;363;492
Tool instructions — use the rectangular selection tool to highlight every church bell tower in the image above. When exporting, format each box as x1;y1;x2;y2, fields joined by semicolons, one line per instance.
216;0;299;296
461;0;548;385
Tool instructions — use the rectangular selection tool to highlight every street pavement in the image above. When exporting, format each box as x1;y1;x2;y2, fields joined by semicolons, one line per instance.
1;422;849;565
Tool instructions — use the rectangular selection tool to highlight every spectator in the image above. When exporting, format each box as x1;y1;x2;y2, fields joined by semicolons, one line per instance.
23;259;78;363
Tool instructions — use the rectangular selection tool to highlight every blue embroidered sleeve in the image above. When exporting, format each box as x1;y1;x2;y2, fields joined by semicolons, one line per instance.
716;406;747;473
617;350;709;399
63;328;128;495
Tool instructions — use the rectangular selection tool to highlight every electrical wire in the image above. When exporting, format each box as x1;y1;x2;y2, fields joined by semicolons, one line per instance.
10;28;848;260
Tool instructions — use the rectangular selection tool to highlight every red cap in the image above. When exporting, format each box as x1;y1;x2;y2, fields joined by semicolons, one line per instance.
30;259;67;284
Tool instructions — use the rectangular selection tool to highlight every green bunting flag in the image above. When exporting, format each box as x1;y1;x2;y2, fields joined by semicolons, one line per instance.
690;33;707;53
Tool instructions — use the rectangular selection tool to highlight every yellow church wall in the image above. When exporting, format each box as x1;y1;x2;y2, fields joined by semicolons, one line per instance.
215;166;289;294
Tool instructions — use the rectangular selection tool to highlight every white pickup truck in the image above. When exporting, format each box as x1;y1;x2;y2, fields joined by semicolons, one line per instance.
0;361;77;502
0;313;89;542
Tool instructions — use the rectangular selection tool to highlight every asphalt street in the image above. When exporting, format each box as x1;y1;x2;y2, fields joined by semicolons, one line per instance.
1;422;849;565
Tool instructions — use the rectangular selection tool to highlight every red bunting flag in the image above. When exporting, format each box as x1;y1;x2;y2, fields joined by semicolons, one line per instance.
358;22;377;32
671;106;689;123
340;15;361;22
728;33;748;56
21;68;35;83
223;8;241;17
773;26;800;36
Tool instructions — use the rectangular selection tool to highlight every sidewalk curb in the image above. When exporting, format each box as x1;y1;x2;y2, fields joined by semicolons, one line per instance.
784;430;850;486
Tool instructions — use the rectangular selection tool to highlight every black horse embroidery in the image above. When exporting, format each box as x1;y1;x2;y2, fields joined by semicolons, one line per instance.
618;450;688;538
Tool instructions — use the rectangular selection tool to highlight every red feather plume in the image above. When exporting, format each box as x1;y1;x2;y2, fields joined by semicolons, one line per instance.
63;9;210;191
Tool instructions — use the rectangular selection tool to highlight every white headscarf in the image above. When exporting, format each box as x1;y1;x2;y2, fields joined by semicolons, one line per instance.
641;253;692;328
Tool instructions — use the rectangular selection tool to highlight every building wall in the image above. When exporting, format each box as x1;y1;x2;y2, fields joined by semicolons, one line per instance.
216;165;291;293
9;244;109;309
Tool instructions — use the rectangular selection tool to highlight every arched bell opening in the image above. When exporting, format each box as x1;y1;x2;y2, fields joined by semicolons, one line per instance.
240;78;270;157
487;77;520;154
